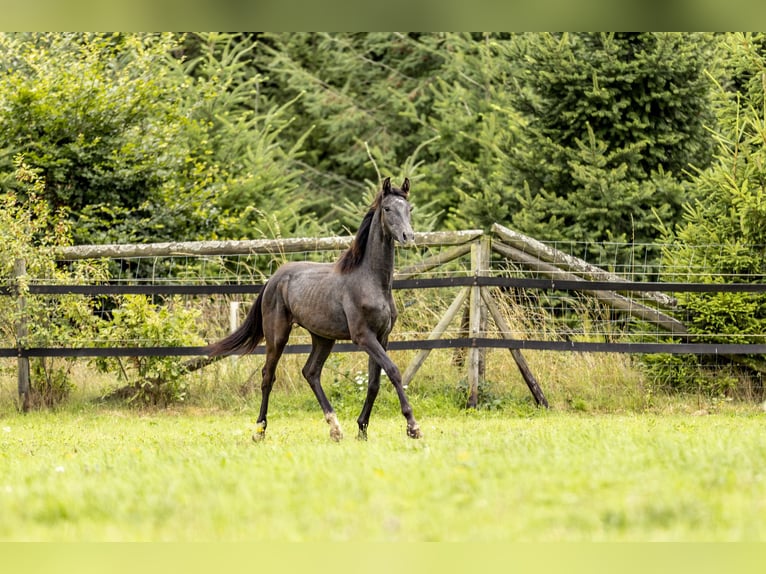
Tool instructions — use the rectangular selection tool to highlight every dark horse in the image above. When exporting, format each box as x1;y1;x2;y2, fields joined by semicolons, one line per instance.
206;177;421;441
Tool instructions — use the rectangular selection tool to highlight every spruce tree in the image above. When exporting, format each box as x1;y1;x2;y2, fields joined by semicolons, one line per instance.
255;32;447;232
477;33;716;264
660;33;766;376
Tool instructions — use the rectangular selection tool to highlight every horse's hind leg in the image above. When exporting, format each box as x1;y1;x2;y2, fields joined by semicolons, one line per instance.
253;314;291;442
302;334;342;441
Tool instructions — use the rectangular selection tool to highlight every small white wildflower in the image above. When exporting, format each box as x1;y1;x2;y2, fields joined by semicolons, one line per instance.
54;466;65;473
2;426;10;433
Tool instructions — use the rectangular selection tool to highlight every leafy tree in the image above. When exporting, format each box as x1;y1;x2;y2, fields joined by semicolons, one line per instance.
424;33;524;230
174;32;321;241
256;32;447;232
0;32;316;244
0;33;193;242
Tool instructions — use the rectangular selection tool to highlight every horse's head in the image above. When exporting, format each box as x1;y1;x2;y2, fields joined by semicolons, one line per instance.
380;177;415;245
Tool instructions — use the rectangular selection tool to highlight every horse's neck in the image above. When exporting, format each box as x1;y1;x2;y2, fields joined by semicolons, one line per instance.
361;211;395;290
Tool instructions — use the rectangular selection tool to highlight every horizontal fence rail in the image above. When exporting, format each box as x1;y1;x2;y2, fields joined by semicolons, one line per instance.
2;276;765;296
2;276;765;357
3;341;766;360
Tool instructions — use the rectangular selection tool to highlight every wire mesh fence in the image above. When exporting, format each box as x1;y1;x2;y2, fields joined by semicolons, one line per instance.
2;229;765;352
2;228;766;408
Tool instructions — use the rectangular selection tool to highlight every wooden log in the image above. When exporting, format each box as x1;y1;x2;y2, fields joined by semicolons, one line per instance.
480;288;549;408
56;230;484;260
401;287;470;387
493;241;688;335
396;243;473;280
492;223;677;309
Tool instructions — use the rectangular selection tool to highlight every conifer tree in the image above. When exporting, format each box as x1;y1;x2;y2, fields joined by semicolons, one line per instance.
471;33;716;263
660;33;766;373
256;32;447;232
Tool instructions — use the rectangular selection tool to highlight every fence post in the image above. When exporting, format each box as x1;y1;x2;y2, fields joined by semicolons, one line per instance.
466;236;490;408
229;301;240;334
13;258;30;412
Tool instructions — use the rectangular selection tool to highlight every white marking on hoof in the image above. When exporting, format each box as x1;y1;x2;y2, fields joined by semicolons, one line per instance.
407;424;422;439
326;413;344;441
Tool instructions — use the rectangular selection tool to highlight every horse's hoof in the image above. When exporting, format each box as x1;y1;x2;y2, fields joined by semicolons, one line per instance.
326;413;343;442
252;423;267;442
407;425;422;439
330;427;344;442
357;428;368;441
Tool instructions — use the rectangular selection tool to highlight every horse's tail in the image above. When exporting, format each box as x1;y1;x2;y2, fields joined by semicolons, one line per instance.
206;287;266;357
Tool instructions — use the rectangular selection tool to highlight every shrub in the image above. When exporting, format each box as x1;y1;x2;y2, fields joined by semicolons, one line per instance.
94;295;204;405
0;156;106;407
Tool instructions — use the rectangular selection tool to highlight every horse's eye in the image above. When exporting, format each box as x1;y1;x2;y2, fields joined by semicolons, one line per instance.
384;207;391;212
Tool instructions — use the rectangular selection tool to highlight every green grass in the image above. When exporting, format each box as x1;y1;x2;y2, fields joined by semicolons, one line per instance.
2;400;766;541
2;349;765;542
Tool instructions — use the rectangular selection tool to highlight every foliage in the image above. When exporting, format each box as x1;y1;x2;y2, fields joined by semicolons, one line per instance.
647;33;766;393
0;157;107;406
0;32;722;247
424;33;524;230
93;295;204;405
256;32;446;232
497;33;715;262
640;353;740;398
176;33;322;241
658;33;766;383
0;33;189;242
0;32;319;244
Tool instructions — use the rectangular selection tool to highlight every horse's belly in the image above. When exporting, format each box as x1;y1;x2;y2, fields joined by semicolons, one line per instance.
295;310;351;341
288;287;351;340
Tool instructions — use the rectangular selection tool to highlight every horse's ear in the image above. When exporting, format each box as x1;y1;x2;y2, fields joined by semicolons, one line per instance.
382;177;391;195
401;178;410;195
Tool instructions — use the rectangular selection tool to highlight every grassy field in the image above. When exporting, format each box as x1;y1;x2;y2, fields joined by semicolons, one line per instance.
1;390;765;541
1;347;765;542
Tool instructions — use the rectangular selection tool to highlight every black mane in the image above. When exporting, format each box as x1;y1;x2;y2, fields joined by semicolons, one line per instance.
336;183;409;274
337;206;375;273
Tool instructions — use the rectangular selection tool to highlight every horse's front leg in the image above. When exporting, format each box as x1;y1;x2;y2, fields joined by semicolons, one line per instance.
357;355;381;440
354;330;421;439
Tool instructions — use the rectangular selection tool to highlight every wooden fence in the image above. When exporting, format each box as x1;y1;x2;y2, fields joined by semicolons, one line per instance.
3;224;766;411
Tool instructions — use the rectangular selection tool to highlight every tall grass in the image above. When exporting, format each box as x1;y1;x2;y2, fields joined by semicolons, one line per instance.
0;343;752;418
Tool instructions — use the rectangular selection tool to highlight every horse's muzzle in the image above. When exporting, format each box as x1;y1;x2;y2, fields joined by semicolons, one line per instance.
399;230;416;246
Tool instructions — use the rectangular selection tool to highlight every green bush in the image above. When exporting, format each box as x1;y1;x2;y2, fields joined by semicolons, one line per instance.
94;295;204;405
0;32;318;245
0;156;106;406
